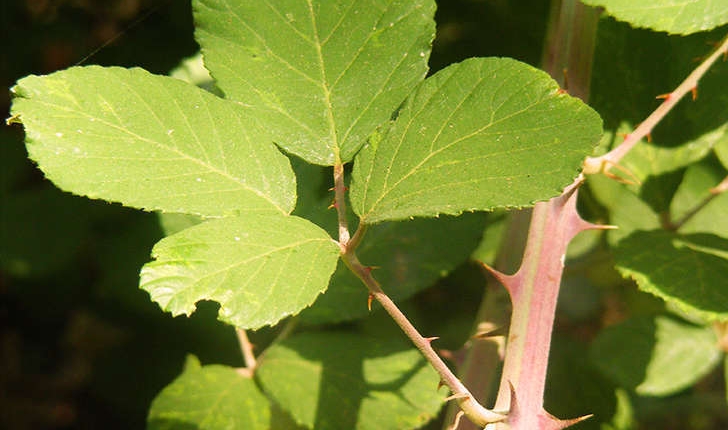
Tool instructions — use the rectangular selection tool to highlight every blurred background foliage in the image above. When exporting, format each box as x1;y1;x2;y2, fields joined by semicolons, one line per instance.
1;1;727;429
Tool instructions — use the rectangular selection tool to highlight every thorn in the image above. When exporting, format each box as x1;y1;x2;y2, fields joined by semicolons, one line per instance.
710;176;728;194
655;92;672;100
327;199;338;209
561;68;570;94
691;86;698;100
473;323;506;339
425;336;440;344
361;266;380;277
437;379;445;390
557;88;568;95
646;132;652;143
367;293;374;311
601;160;642;186
444;392;470;402
447;411;465;430
620;132;630;142
6;113;21;125
328;186;349;192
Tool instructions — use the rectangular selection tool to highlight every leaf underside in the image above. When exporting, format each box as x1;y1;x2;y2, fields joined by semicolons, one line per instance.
351;57;603;223
11;66;296;217
194;0;436;165
580;0;728;35
140;213;340;329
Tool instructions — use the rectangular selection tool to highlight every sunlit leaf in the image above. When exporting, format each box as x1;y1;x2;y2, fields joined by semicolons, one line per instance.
10;66;296;217
140;212;340;329
148;356;270;430
194;0;436;165
581;0;728;34
351;57;602;223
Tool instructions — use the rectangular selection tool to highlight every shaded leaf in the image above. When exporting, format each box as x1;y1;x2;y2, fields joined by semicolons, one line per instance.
590;20;728;144
671;156;728;236
256;331;443;430
301;213;486;323
580;0;728;34
614;230;728;321
716;136;728;168
140;212;340;329
590;316;722;395
10;66;295;217
587;176;660;246
350;57;602;223
148;356;270;430
194;0;436;165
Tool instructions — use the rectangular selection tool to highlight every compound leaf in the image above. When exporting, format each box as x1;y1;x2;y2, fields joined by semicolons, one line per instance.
580;0;728;35
350;57;602;224
256;331;443;430
614;230;728;321
10;66;295;217
194;0;436;165
148;356;271;430
140;212;340;329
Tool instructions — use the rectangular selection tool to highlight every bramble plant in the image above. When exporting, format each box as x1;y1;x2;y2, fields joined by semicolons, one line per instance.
5;0;728;429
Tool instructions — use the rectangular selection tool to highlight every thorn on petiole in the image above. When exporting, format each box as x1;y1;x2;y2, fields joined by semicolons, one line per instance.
691;86;698;100
367;293;374;311
444;393;469;402
655;92;672;101
602;160;642;186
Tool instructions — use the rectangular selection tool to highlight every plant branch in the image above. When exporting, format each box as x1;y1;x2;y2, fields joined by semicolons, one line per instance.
236;328;256;377
333;161;351;249
584;32;728;175
342;250;508;426
331;161;506;426
484;177;605;429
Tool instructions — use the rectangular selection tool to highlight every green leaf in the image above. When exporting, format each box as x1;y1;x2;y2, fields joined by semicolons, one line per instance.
194;0;436;165
10;66;296;217
256;331;443;430
350;57;602;224
614;230;728;321
671;156;728;236
580;0;728;34
619;125;723;180
590;20;728;143
590;316;722;395
716;136;728;169
301;213;487;323
140;212;340;329
148;356;270;430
